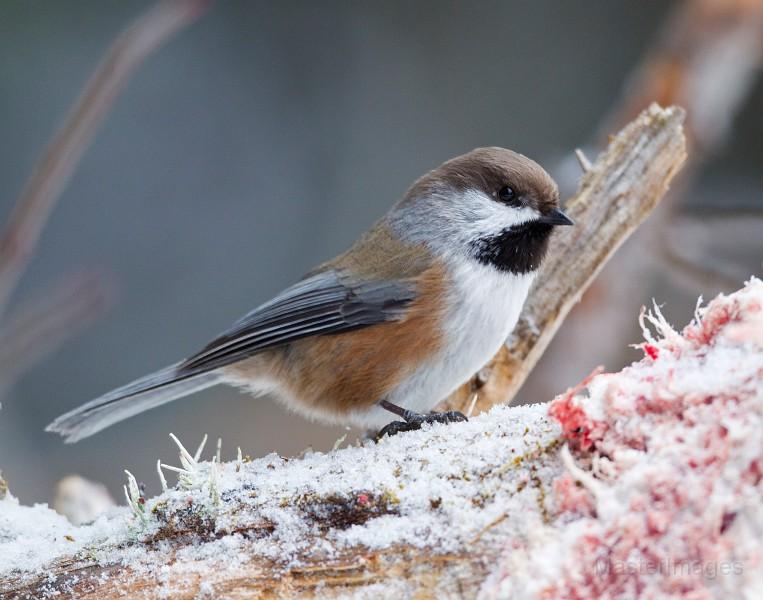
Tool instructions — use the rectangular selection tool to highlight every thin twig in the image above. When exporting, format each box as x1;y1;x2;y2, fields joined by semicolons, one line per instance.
0;0;212;318
0;272;115;387
470;512;509;544
574;148;592;173
465;393;479;418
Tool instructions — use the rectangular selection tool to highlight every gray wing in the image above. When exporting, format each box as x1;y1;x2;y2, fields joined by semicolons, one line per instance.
178;270;417;373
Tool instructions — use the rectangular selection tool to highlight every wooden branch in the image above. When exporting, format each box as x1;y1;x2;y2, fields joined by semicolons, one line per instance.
0;0;211;318
441;103;687;416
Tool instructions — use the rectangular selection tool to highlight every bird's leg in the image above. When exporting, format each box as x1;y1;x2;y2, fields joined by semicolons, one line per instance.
375;399;467;441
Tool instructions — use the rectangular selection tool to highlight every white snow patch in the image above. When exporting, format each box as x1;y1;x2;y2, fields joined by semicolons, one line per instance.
1;401;562;596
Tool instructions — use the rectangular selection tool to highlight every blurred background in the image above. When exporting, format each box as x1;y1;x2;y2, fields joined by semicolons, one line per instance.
0;0;760;505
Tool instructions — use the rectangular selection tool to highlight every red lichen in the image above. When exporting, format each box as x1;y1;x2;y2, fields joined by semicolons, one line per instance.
644;343;660;360
549;367;607;452
485;279;763;599
552;475;595;517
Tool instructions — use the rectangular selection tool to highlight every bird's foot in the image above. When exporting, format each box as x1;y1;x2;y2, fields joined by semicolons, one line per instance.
374;410;467;441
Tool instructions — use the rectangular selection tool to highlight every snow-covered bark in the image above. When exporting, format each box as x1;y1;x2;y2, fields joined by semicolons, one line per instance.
1;279;761;599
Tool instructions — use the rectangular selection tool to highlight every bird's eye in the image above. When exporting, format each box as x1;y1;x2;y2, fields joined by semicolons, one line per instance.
498;186;517;204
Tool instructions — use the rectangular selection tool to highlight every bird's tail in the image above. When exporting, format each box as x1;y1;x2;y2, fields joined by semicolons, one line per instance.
46;364;222;443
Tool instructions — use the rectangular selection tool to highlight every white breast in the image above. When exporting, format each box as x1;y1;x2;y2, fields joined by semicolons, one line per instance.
358;258;534;427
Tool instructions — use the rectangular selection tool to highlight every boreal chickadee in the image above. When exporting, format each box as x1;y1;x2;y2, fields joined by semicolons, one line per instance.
48;147;572;442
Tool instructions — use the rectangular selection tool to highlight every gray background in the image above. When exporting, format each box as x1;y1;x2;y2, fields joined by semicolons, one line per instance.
1;1;760;503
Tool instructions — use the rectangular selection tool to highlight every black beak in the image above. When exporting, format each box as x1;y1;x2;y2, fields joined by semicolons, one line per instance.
539;208;574;226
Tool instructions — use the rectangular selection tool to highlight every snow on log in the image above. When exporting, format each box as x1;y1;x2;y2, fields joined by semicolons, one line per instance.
1;278;761;598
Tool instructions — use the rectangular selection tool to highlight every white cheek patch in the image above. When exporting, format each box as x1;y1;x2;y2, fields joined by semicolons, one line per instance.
389;186;542;258
457;189;540;235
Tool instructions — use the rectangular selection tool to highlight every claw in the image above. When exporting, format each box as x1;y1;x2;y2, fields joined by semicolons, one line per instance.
374;420;414;441
432;410;468;424
374;409;468;441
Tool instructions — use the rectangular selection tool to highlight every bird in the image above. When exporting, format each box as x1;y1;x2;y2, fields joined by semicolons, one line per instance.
47;147;572;443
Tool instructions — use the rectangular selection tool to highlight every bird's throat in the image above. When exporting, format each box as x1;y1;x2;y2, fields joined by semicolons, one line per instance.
469;222;553;275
